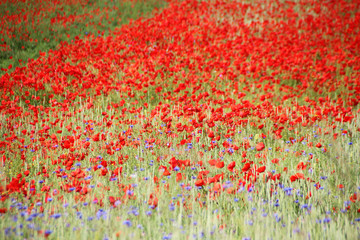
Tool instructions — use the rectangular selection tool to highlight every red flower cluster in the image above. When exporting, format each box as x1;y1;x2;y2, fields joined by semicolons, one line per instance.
0;0;359;231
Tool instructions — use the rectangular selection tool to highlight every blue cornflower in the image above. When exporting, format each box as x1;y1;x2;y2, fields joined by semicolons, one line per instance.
123;219;132;227
4;227;11;236
76;211;83;220
301;204;309;209
51;213;61;219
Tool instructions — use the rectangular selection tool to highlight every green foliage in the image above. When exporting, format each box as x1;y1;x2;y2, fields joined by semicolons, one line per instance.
0;0;166;76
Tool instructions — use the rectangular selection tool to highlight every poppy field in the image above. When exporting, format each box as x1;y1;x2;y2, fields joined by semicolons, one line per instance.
1;0;360;239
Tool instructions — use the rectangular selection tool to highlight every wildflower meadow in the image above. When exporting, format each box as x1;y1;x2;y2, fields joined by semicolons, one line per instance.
0;0;359;239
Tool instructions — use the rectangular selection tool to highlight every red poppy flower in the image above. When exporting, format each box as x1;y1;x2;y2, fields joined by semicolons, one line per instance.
290;173;305;182
176;172;182;182
242;162;252;172
195;179;205;187
215;161;224;169
256;142;265;151
256;166;266;173
227;161;235;172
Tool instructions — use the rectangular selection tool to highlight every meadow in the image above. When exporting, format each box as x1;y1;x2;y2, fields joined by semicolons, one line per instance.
0;0;359;239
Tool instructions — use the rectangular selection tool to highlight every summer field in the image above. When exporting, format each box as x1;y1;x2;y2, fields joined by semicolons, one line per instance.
0;0;360;239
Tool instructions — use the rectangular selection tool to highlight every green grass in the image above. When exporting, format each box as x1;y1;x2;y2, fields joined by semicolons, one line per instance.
0;0;166;77
0;83;359;239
